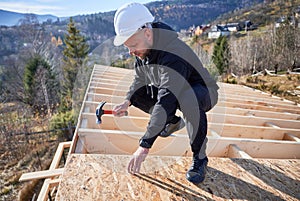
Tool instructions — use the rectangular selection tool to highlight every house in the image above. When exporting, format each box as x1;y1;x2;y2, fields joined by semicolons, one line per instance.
275;15;300;28
276;16;287;28
227;23;241;32
208;24;230;39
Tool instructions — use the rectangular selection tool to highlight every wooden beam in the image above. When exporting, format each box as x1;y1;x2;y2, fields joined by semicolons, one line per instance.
83;101;300;130
264;122;280;129
49;142;71;170
86;92;124;103
94;65;133;73
90;82;130;91
79;113;300;139
37;178;60;201
283;133;300;142
208;113;300;129
222;100;300;114
224;96;299;111
84;94;300;120
88;85;300;114
91;78;298;109
93;71;132;78
89;86;127;97
92;77;132;85
221;93;296;107
93;74;133;81
19;168;64;182
228;144;253;159
207;137;300;159
77;128;300;159
212;122;300;139
80;103;300;130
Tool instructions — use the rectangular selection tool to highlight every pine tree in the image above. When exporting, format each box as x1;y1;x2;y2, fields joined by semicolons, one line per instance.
212;36;231;75
23;56;58;115
61;17;89;111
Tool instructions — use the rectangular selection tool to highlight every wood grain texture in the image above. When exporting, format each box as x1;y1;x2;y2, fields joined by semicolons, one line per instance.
56;154;300;201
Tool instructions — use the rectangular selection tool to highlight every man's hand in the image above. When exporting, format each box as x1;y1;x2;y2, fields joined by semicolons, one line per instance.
128;146;149;174
112;100;130;117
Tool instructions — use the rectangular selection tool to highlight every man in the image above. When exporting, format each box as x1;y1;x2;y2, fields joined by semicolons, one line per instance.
112;2;219;184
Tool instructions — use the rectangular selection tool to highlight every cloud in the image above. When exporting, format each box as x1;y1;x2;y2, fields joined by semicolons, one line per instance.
0;2;63;15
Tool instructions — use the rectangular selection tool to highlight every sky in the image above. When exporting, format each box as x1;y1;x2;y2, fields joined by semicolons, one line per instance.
0;0;154;17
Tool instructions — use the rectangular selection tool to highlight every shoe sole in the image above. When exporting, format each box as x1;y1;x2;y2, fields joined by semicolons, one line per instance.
160;119;185;137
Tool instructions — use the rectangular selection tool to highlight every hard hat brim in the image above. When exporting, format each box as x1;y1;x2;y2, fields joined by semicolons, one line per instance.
114;34;133;46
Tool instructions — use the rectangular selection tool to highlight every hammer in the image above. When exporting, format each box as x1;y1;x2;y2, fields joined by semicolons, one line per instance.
95;101;128;124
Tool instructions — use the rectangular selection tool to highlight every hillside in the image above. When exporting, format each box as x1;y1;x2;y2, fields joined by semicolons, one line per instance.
146;0;264;30
215;0;300;26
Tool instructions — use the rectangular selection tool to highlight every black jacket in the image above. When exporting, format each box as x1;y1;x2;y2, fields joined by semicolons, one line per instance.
126;22;219;148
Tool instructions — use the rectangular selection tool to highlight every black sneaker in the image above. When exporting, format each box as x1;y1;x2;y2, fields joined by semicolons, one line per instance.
186;156;208;184
159;117;185;137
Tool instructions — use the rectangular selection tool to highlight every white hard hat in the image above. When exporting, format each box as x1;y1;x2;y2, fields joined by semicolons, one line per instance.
113;2;154;46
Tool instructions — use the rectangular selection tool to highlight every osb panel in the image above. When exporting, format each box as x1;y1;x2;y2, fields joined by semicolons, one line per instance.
56;154;300;201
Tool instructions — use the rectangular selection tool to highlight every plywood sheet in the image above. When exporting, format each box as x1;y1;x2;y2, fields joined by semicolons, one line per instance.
56;154;300;201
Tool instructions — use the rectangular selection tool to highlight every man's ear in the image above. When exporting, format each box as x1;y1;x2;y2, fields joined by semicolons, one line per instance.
144;28;153;43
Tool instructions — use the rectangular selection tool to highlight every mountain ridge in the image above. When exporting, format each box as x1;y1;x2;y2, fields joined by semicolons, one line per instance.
0;9;58;26
0;0;264;28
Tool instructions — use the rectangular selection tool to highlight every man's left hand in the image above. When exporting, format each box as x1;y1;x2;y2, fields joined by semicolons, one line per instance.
128;146;149;174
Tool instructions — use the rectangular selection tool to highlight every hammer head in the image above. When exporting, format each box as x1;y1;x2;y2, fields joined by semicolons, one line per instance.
95;101;106;124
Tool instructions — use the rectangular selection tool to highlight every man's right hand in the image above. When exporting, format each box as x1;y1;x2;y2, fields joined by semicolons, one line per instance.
128;146;149;174
112;100;130;117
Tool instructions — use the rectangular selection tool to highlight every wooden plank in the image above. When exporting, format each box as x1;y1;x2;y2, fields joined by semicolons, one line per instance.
77;128;300;159
223;93;297;107
224;96;300;111
19;168;64;182
93;71;132;77
283;133;300;142
84;94;300;120
90;81;298;111
94;65;133;73
49;141;71;170
86;92;124;103
69;64;96;154
211;122;300;139
79;113;300;139
92;77;132;85
209;137;300;159
90;79;297;109
90;82;130;90
264;122;281;129
89;86;126;97
77;129;190;156
37;178;60;201
88;87;300;114
55;154;300;201
83;100;300;129
221;100;300;114
93;74;133;81
228;144;253;159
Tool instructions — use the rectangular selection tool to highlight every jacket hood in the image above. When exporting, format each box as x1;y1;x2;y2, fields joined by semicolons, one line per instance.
151;22;178;51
